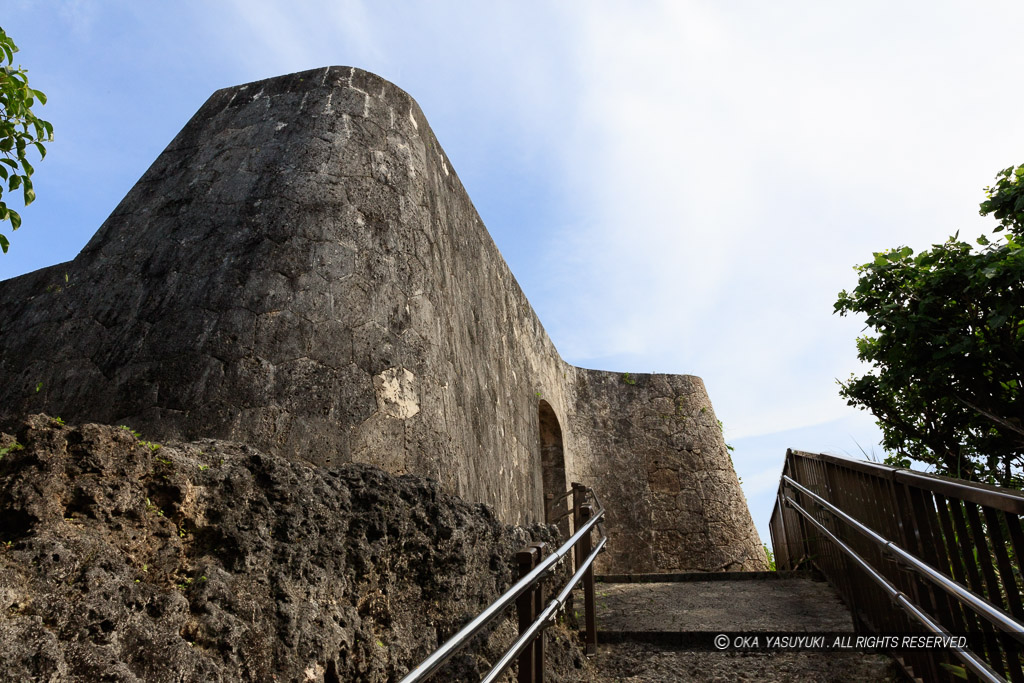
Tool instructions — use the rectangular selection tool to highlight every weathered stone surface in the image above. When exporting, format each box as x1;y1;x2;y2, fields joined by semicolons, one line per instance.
598;575;859;633
569;371;765;573
589;575;902;682
0;66;764;574
0;415;595;682
591;641;903;682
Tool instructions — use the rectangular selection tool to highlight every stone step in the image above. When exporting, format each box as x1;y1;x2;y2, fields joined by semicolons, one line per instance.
581;572;905;682
597;571;857;633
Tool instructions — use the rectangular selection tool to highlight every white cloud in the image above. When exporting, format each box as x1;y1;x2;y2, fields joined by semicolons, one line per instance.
56;0;100;37
534;0;1024;438
206;0;385;78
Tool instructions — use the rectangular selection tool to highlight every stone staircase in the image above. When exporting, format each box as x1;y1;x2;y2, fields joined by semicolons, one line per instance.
583;572;905;682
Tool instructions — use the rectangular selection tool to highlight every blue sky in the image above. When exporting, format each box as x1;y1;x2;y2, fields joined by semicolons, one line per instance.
5;1;1024;546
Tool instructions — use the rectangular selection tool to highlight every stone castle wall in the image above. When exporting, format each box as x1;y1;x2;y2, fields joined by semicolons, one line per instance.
0;67;764;573
569;369;764;572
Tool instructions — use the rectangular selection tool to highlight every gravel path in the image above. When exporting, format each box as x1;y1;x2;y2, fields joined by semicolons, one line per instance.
597;574;855;632
578;573;904;682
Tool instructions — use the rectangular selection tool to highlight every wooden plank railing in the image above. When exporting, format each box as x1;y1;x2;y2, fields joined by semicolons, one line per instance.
771;449;1024;682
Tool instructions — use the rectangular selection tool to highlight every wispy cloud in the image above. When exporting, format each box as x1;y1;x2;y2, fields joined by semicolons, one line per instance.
535;0;1024;437
207;0;384;79
732;411;886;543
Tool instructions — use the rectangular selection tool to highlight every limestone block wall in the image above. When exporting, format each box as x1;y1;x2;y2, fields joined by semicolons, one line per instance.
568;370;765;573
0;67;763;573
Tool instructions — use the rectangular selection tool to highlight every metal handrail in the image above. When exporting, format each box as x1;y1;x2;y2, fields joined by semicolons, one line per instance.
784;495;1004;683
548;507;575;524
400;486;606;683
480;535;608;683
782;475;1024;641
547;488;574;506
586;487;607;540
773;449;1024;683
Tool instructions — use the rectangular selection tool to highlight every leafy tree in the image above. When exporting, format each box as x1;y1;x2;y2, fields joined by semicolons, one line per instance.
835;165;1024;488
0;26;52;253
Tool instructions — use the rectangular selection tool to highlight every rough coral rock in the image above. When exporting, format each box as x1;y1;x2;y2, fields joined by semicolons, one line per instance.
0;415;593;682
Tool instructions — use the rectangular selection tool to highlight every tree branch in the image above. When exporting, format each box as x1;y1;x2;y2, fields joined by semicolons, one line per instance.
955;395;1024;439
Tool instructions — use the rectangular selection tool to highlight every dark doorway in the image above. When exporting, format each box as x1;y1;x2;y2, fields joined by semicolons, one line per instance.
539;400;569;536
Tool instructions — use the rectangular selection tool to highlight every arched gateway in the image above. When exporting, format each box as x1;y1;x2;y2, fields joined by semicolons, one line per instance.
538;400;568;535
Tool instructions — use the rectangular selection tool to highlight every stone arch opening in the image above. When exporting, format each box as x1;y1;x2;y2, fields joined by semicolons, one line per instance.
538;400;569;535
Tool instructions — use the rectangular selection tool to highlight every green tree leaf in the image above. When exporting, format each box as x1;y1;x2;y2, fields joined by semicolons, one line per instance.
836;165;1024;489
0;25;52;252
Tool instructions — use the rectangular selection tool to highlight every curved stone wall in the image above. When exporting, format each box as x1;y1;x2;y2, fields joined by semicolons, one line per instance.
0;67;764;573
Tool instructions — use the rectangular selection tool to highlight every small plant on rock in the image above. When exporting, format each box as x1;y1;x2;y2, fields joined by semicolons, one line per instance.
120;425;162;452
0;440;23;459
145;498;165;517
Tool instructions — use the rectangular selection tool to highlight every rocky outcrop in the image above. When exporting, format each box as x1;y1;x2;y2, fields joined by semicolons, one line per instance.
0;415;593;682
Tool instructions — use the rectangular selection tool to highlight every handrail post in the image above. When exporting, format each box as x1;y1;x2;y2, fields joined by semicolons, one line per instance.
819;459;864;631
786;449;813;567
571;483;586;570
530;542;546;683
398;493;607;683
580;504;597;655
516;546;539;683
